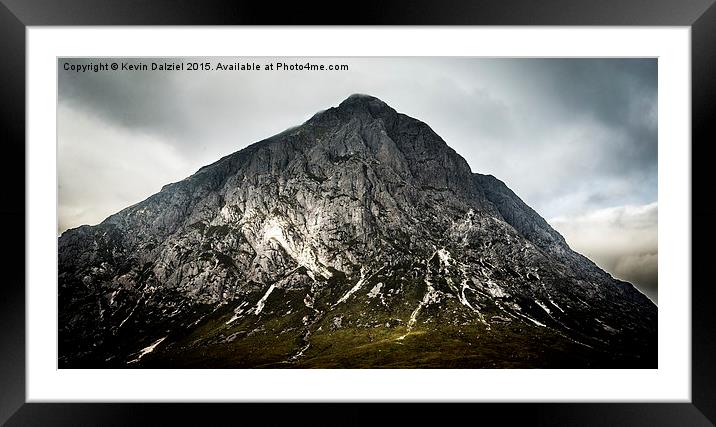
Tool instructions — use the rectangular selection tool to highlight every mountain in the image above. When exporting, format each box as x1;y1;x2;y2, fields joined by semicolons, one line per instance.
58;94;657;368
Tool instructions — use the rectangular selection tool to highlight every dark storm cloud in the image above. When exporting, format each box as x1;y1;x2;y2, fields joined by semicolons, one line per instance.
518;59;657;174
59;58;192;139
435;58;657;216
58;58;366;156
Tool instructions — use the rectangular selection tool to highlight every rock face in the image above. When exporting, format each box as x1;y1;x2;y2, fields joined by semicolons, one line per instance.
58;94;657;368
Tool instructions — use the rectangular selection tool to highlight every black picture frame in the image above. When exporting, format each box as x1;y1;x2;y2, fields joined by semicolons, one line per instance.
2;1;714;425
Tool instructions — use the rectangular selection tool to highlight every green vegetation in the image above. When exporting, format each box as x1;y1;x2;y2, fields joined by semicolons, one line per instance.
137;315;625;369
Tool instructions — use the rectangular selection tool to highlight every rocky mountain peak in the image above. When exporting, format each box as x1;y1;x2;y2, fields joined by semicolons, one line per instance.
58;95;657;369
307;93;399;133
337;93;394;113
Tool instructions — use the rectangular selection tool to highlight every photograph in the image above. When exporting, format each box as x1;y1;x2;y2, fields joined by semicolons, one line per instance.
57;57;658;369
3;0;712;422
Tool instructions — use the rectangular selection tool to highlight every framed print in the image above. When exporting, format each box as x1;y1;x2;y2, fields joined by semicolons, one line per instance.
2;0;715;425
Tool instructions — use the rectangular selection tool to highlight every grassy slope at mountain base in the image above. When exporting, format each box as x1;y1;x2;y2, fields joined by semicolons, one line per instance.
136;320;654;369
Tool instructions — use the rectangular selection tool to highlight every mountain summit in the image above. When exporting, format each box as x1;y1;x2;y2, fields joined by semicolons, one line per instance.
59;94;657;368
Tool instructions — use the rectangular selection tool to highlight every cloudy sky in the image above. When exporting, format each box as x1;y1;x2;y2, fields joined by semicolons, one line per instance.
58;57;657;302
